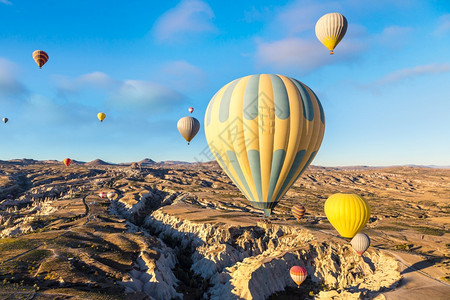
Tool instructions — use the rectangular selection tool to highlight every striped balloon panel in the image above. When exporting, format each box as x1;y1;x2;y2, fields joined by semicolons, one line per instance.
351;232;370;256
32;50;49;68
324;193;371;238
292;204;305;219
290;266;307;286
205;74;325;216
177;116;200;142
315;13;348;52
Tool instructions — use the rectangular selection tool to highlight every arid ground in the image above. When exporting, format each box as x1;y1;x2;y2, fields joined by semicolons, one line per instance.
0;159;449;299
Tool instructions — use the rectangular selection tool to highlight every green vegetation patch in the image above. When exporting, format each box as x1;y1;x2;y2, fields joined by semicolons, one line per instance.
17;249;50;264
412;226;449;236
0;238;38;252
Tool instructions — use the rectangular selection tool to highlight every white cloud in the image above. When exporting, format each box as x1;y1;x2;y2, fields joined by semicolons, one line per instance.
271;0;340;36
55;71;117;96
0;0;12;5
54;72;187;113
153;0;217;42
108;80;185;112
376;25;413;49
0;58;27;100
434;14;450;36
159;60;207;91
371;63;450;86
255;36;366;73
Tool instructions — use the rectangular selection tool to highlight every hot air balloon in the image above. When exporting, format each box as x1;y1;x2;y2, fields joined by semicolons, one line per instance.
177;116;200;145
97;112;106;122
324;193;371;238
189;107;194;114
63;158;72;167
107;191;118;200
2;118;8;124
315;13;348;54
351;232;370;256
290;266;307;288
32;50;49;68
292;204;306;221
99;192;106;198
204;74;325;217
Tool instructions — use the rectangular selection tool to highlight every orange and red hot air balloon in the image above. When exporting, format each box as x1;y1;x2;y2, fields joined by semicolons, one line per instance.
63;158;72;167
188;107;194;114
290;266;307;288
32;50;49;69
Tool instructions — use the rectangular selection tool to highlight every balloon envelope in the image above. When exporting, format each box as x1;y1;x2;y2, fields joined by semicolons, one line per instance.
324;193;371;238
290;266;307;287
351;233;370;256
2;118;8;124
97;112;106;122
177;116;200;144
292;204;306;220
32;50;49;68
315;13;348;54
63;158;72;167
204;74;325;217
107;191;118;200
99;192;107;198
189;107;194;114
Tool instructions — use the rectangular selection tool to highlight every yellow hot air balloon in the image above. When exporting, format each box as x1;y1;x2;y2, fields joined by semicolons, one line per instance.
204;74;325;217
315;13;348;54
177;116;200;145
324;193;371;238
97;112;106;122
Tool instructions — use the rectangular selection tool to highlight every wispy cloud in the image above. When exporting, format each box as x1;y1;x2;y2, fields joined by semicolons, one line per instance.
55;72;187;113
255;35;366;73
367;63;450;87
434;14;450;36
0;0;12;5
0;58;27;100
108;80;185;112
153;0;217;42
159;60;207;92
270;0;340;36
55;71;117;96
376;25;413;49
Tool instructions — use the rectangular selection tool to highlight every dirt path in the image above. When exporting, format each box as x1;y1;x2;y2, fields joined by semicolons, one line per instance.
381;251;450;300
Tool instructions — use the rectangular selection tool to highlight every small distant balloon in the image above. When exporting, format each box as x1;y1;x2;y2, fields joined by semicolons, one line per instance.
290;266;307;288
292;204;306;221
98;192;107;198
32;50;49;68
107;191;118;200
63;158;72;167
351;233;370;256
97;112;106;122
177;116;200;145
2;118;8;124
315;13;348;54
188;107;194;114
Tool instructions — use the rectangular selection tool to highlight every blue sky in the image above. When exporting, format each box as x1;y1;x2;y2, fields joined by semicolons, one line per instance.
0;0;449;166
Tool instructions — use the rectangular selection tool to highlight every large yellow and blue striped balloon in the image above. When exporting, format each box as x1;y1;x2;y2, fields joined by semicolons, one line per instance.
204;74;325;216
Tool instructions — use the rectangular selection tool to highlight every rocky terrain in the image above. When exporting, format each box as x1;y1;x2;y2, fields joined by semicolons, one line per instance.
0;160;449;299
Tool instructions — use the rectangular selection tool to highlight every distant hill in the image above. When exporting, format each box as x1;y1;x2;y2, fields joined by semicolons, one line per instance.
160;160;192;165
8;158;39;165
139;158;156;165
85;159;113;166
